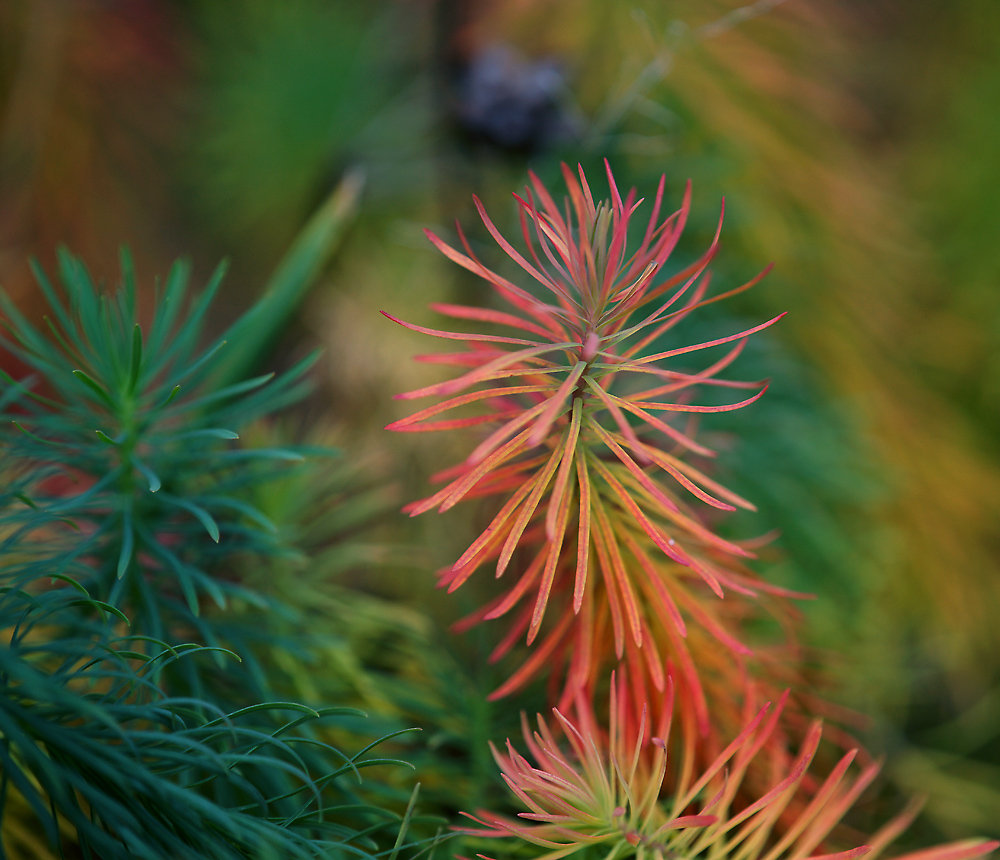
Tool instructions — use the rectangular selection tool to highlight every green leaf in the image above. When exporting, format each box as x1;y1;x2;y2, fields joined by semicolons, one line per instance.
159;493;220;542
208;448;305;463
389;783;421;860
43;314;85;365
72;369;116;409
12;420;58;445
142;261;228;382
46;573;89;594
157;384;181;408
29;257;74;337
117;509;134;579
171;428;240;441
143;644;242;671
133;457;161;493
179;563;228;610
68;599;130;624
176;566;202;616
128;323;143;393
204;702;322;726
198;495;277;533
211;168;364;387
169;373;274;415
112;650;153;661
145;258;192;357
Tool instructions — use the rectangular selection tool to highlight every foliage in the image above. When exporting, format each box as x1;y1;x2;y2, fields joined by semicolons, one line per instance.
463;675;995;860
2;2;999;855
0;564;404;860
388;165;999;860
0;247;316;646
387;162;802;743
0;249;429;857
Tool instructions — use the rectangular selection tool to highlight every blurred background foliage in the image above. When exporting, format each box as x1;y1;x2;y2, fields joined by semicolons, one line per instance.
1;0;999;852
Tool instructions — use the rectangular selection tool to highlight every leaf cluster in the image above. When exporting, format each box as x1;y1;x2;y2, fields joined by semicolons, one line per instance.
0;249;314;645
0;249;432;858
0;565;405;859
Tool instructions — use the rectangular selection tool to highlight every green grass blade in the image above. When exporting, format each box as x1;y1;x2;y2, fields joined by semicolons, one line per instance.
211;167;364;387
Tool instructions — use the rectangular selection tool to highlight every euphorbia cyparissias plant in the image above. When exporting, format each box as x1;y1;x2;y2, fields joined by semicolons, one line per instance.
386;163;803;723
461;674;999;860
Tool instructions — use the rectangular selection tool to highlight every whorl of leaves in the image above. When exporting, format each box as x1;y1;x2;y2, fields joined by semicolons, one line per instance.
0;248;315;644
0;466;433;859
0;250;436;859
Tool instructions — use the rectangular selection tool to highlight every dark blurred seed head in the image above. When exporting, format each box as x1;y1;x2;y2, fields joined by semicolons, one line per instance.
452;44;580;153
